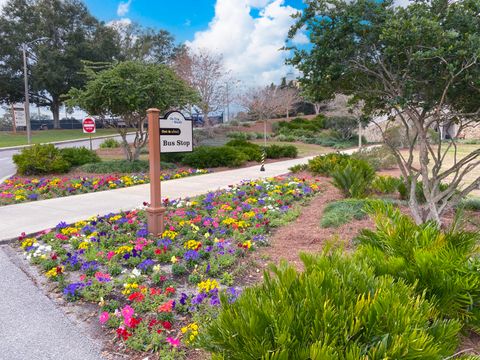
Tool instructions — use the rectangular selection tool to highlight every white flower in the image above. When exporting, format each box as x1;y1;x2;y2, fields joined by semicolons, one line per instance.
130;268;141;277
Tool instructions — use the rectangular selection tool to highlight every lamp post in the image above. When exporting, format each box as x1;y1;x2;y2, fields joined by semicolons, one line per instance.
21;37;49;145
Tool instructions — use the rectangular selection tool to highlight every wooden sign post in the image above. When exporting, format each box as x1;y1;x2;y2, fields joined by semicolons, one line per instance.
146;108;166;236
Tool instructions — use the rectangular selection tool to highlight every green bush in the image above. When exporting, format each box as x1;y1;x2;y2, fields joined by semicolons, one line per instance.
459;197;480;211
99;138;120;148
225;131;256;141
202;251;461;359
371;175;403;194
79;160;176;173
265;144;298;159
352;145;397;170
321;199;369;228
13;144;71;175
60;147;100;167
288;163;308;174
275;116;325;135
307;153;351;176
181;146;248;168
397;178;450;204
225;139;262;161
357;203;480;331
331;159;375;198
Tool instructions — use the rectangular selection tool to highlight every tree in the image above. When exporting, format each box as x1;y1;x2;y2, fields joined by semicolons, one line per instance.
277;87;302;119
109;21;178;63
66;61;198;161
288;0;480;225
173;48;228;126
240;86;283;122
0;0;120;128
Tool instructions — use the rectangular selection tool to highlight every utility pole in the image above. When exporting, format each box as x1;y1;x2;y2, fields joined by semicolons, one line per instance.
22;44;31;144
226;82;230;122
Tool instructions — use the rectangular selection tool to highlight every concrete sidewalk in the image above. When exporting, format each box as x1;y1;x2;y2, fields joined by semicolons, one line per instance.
0;156;317;243
0;246;105;360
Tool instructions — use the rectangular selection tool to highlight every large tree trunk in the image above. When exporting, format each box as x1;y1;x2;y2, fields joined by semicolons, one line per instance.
51;99;61;129
314;102;321;115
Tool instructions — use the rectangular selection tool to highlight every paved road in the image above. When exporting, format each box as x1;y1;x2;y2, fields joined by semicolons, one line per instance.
0;133;136;181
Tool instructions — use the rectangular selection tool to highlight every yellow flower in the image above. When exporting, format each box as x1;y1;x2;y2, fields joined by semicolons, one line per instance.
122;283;138;295
61;227;79;236
109;215;122;222
78;241;90;250
115;245;133;255
184;240;201;250
21;238;36;249
242;240;252;249
45;266;64;278
197;279;219;293
162;230;178;239
171;256;178;264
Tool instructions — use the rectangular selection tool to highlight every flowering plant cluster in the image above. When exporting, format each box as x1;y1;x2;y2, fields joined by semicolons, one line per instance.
0;168;208;205
19;176;321;356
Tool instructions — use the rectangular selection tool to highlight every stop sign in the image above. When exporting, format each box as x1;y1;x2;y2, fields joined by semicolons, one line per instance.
82;117;96;134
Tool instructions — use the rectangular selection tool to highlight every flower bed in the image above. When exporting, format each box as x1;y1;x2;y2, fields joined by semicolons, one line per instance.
0;168;209;206
18;176;322;357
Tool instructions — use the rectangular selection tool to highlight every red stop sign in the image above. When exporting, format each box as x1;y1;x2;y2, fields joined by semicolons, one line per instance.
82;117;96;134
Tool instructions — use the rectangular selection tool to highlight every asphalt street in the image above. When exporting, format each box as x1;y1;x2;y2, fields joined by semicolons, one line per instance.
0;133;136;181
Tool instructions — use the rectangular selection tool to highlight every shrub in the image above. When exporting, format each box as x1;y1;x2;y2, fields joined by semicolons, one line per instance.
288;163;308;174
357;203;480;331
225;139;262;161
274;116;325;135
459;197;480;211
161;152;187;164
13;144;71;175
397;178;450;204
323;116;358;140
181;146;248;168
60;147;100;167
202;251;461;359
331;159;376;198
371;175;402;194
225;131;256;141
79;160;176;173
352;145;397;170
265;144;298;159
99;138;120;148
307;153;351;176
321;199;370;228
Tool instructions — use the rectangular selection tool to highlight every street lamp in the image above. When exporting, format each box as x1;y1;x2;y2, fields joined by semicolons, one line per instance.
22;37;49;145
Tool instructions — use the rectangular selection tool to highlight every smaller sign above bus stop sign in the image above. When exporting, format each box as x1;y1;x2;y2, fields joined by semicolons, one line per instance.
82;117;96;134
159;111;193;153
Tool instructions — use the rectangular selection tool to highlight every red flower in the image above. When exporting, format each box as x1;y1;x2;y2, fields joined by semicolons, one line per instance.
162;321;172;330
150;288;162;296
56;266;63;275
116;327;132;341
154;248;163;255
165;287;176;296
128;292;145;302
125;317;142;329
51;253;58;260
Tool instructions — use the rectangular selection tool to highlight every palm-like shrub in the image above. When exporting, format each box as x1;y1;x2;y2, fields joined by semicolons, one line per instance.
201;251;461;359
357;203;480;332
331;159;375;198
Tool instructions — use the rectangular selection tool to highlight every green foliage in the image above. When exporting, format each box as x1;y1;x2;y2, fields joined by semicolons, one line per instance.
226;131;257;141
321;199;371;228
288;163;308;174
265;144;298;159
274;116;325;134
459;197;480;212
99;138;120;148
13;144;71;175
181;146;248;168
59;147;100;167
397;179;450;204
307;153;351;176
331;159;376;198
371;175;403;194
225;139;262;161
357;203;480;331
202;251;461;359
78;160;175;174
323;116;358;141
352;146;397;171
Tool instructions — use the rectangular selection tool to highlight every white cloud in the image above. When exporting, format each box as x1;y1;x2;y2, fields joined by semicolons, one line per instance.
107;18;132;28
187;0;302;87
117;0;132;17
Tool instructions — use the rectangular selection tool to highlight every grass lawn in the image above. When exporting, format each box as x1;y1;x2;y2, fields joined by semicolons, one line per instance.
0;128;124;148
400;143;480;197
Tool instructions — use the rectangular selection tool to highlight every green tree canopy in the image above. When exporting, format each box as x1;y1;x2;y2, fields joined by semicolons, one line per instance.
66;61;198;161
288;0;480;225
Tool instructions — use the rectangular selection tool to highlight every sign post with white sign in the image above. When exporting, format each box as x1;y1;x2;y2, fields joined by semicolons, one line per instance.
12;104;27;132
146;109;193;236
82;117;96;150
159;111;193;153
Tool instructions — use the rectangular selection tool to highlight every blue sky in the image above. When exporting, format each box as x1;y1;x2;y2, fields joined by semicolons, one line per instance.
84;0;305;42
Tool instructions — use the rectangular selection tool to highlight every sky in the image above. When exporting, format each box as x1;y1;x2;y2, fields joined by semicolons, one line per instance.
84;0;307;87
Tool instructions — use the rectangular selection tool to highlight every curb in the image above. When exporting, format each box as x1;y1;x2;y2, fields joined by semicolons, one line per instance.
0;132;136;151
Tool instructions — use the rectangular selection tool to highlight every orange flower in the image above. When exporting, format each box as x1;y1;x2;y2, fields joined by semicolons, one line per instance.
158;299;174;313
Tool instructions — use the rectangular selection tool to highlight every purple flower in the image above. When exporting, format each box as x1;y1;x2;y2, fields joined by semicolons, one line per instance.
136;228;148;237
63;282;85;297
184;250;200;262
56;221;68;230
191;292;207;305
137;259;155;271
227;287;241;303
27;193;38;200
179;293;188;305
210;296;220;306
81;261;99;272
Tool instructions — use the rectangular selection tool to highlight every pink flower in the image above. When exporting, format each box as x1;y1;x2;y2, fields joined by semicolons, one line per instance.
99;312;109;325
166;337;180;348
107;251;115;260
121;305;134;320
